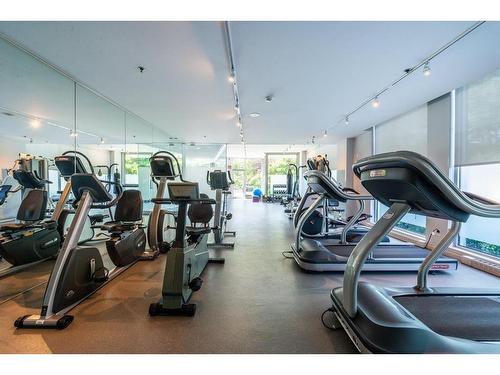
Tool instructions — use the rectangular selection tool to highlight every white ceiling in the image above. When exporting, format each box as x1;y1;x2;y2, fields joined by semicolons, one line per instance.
227;144;306;159
1;21;500;145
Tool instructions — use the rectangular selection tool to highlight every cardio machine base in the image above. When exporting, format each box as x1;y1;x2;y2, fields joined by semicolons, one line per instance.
208;257;226;264
290;241;458;272
14;314;74;330
149;302;197;317
208;230;236;248
14;245;139;330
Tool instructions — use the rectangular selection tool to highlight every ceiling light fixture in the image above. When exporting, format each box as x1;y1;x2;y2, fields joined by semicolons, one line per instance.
323;130;328;138
100;137;105;144
423;61;431;76
249;112;261;118
30;119;41;128
228;74;235;83
70;130;78;137
236;121;242;128
345;117;350;126
337;22;485;127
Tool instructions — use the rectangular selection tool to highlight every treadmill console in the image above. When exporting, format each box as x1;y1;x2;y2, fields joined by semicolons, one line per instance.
54;155;87;178
167;182;199;200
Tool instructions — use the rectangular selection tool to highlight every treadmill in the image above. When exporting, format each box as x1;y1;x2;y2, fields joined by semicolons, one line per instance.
328;151;500;353
291;169;458;272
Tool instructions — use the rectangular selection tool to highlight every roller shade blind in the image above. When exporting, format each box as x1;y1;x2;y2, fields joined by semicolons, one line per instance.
455;70;500;167
375;105;428;155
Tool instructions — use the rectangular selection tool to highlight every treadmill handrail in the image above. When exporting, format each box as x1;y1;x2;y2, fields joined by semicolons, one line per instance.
354;151;500;218
304;170;373;202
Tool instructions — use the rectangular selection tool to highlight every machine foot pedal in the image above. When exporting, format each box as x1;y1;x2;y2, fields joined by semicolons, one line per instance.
149;303;196;317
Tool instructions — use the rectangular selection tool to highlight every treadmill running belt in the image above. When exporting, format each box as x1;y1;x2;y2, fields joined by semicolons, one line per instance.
395;295;500;341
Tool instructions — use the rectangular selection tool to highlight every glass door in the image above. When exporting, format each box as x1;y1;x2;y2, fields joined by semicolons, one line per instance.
265;153;299;196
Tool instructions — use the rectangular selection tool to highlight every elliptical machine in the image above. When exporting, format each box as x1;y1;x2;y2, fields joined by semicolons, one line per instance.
294;154;371;240
15;173;146;329
149;180;225;317
54;151;123;245
206;170;236;248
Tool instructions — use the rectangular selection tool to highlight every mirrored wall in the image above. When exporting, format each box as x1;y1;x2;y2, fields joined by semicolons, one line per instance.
0;33;230;221
0;32;230;296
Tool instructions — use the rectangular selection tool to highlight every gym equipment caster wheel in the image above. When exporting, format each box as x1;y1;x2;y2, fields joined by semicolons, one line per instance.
189;277;203;291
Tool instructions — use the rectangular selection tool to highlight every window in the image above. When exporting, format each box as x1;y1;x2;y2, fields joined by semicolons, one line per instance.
228;158;263;199
455;164;500;257
454;69;500;258
374;105;428;235
377;204;427;235
123;153;151;186
266;154;298;196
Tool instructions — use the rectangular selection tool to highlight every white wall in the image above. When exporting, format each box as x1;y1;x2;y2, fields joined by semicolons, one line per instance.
0;136;29;172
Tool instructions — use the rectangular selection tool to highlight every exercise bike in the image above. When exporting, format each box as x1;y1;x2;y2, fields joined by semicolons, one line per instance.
149;180;225;317
0;157;68;278
146;151;185;258
53;151;115;244
15;173;146;329
206;170;236;248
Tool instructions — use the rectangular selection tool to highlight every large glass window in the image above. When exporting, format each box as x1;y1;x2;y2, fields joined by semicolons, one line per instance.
266;153;298;196
454;69;500;258
455;70;500;167
456;164;500;257
123;152;151;186
228;158;263;199
374;105;428;235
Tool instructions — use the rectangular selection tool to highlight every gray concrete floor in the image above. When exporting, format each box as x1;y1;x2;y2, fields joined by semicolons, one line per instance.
0;199;498;353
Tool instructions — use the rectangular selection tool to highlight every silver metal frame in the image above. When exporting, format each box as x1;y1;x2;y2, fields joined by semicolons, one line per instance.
208;183;236;248
147;177;167;254
416;221;461;291
41;190;94;319
343;202;411;317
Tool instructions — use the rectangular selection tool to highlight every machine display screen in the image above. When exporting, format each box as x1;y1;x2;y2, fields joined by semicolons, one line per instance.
167;182;199;200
